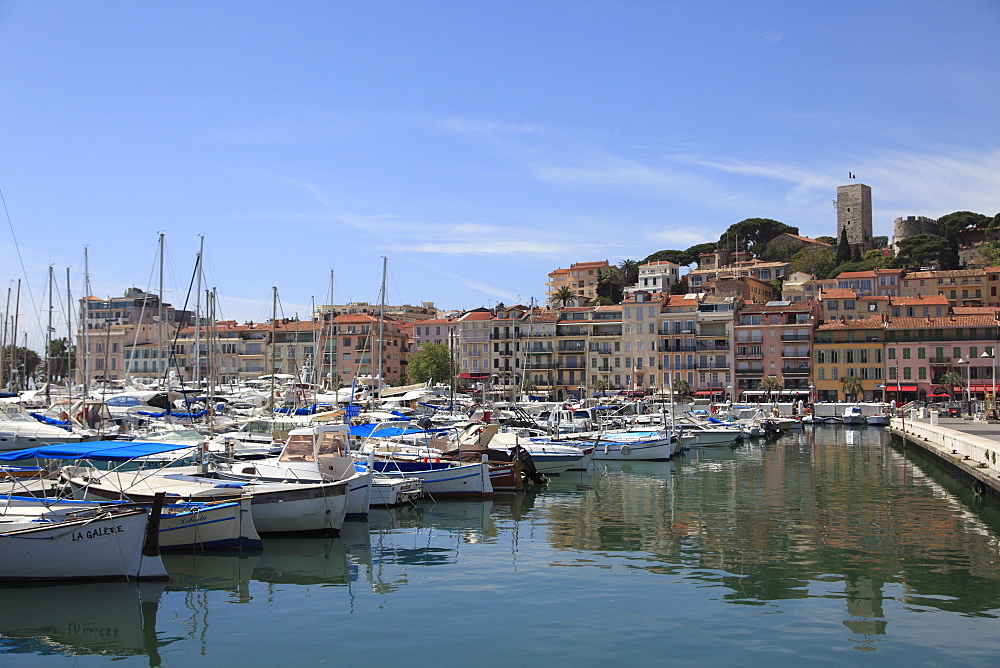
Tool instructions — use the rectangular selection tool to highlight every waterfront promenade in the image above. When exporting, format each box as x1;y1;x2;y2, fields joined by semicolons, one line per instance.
889;413;1000;497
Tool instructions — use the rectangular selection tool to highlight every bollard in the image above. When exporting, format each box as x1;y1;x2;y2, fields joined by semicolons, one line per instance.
929;410;938;426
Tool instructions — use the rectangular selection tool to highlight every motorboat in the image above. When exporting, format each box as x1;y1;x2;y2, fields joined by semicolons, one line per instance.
50;441;349;535
843;405;866;425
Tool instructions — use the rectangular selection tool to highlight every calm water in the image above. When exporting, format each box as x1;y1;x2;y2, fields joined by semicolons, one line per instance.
3;426;1000;666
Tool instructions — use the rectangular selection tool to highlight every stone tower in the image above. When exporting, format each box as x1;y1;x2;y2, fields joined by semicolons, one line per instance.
837;183;873;252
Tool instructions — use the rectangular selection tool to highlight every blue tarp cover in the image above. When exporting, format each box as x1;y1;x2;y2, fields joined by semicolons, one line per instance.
29;412;73;429
349;424;425;438
0;440;195;462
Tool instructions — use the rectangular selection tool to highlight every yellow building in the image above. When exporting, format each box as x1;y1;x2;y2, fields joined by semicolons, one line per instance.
813;316;885;402
546;260;610;304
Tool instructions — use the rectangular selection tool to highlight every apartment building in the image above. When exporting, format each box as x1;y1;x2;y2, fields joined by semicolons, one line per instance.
733;301;819;401
813;317;885;402
884;313;999;403
900;269;987;307
546;260;610;304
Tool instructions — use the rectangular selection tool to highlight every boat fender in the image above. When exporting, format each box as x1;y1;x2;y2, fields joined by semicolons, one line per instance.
620;444;631;456
973;479;986;495
603;444;610;455
422;457;440;463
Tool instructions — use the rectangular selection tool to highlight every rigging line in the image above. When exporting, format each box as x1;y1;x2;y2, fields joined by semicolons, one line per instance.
0;190;42;344
160;253;202;390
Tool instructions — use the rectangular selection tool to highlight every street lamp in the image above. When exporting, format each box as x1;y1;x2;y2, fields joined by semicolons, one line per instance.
957;357;971;416
982;349;997;420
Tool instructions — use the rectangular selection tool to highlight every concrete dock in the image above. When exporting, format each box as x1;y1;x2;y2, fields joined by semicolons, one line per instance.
888;414;1000;498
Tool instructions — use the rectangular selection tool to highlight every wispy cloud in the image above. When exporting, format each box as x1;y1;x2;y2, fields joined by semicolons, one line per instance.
761;31;784;43
435;116;546;136
429;266;522;304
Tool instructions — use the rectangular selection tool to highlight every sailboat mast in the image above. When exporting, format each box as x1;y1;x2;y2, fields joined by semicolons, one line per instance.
269;286;277;410
326;269;335;391
377;256;386;396
0;286;8;390
45;266;53;405
12;280;20;391
193;235;204;389
157;233;165;386
82;248;90;399
66;268;72;392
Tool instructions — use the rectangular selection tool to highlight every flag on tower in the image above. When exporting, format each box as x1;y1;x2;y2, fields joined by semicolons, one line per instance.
849;172;856;179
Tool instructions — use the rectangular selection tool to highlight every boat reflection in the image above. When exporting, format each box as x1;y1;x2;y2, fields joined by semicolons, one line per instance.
0;581;169;664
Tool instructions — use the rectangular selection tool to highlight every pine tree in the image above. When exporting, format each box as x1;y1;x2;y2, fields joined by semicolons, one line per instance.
837;228;851;264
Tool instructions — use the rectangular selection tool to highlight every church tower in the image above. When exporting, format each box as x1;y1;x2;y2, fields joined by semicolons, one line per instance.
837;183;872;252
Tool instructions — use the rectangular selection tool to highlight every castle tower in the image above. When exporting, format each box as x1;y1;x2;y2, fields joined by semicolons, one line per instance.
837;183;872;252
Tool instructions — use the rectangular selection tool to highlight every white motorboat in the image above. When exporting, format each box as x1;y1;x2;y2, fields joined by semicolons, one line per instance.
843;405;866;425
212;422;378;519
43;440;349;534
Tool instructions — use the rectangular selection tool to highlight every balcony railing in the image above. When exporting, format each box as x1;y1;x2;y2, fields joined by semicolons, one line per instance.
735;368;765;375
928;357;950;365
780;334;811;342
782;366;810;374
735;352;763;359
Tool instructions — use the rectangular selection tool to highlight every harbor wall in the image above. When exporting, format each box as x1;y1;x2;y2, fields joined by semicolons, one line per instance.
888;416;1000;497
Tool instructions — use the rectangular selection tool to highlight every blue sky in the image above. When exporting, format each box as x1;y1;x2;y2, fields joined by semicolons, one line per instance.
2;1;998;350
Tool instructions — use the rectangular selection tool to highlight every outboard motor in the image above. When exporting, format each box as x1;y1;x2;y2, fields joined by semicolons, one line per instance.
512;444;548;485
417;416;433;431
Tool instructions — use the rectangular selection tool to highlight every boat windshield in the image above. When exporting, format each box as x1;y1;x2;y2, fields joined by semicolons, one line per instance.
279;434;314;462
317;432;346;456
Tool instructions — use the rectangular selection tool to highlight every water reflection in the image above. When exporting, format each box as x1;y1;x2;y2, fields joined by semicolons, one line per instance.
531;426;1000;629
0;581;168;664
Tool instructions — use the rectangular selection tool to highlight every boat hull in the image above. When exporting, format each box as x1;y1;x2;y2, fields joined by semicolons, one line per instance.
369;460;492;497
0;509;167;582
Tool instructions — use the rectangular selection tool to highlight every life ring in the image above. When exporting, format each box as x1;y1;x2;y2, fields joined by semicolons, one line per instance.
620;444;631;456
973;479;986;495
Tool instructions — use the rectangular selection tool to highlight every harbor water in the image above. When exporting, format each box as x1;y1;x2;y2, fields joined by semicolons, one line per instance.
3;426;1000;665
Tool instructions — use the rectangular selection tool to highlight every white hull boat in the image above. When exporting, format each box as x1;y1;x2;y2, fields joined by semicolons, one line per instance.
0;507;167;582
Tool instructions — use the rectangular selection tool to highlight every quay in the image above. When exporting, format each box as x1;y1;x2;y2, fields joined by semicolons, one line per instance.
888;412;1000;498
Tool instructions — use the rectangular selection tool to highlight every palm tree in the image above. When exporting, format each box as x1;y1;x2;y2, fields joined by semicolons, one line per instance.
758;376;782;403
618;259;640;287
593;377;611;396
841;375;864;402
597;267;625;303
938;370;965;401
551;285;578;307
672;378;691;400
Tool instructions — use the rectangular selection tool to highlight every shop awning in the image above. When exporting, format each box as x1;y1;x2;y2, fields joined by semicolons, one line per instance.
884;385;917;392
459;373;490;379
694;391;714;396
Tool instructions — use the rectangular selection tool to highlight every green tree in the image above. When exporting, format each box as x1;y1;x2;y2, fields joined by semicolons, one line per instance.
937;370;965;399
815;236;837;245
405;342;455;384
672;378;691;400
758;376;782;402
2;345;41;390
718;218;798;257
836;228;851;264
841;375;864;402
551;285;579;307
870;235;888;249
618;259;640;287
596;267;625;303
593;377;611;395
45;337;74;384
789;246;838;279
896;234;950;269
980;241;1000;267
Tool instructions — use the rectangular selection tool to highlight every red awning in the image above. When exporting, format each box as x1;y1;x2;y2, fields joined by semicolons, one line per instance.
927;393;951;397
458;373;490;379
885;385;918;392
694;391;714;396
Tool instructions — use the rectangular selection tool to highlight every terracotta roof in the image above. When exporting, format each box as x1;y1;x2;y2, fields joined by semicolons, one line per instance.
886;314;997;329
817;316;884;330
780;233;831;245
858;295;890;302
818;289;857;299
458;310;492;321
905;269;985;279
640;260;680;267
952;306;1000;315
888;295;950;305
531;311;560;322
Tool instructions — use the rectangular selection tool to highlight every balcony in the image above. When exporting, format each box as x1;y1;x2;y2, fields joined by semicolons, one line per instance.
735;368;765;375
928;357;950;365
658;344;697;352
524;362;557;370
782;365;810;375
558;343;586;352
735;351;763;359
780;334;811;342
559;361;586;369
696;342;729;351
